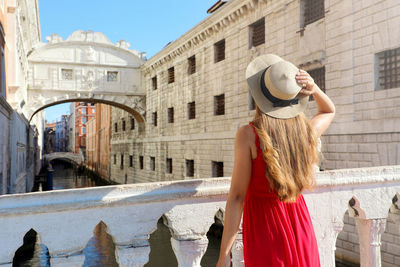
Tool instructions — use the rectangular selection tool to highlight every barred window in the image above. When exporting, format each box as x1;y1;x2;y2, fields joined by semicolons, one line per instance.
214;94;225;115
114;122;118;132
107;71;118;82
249;18;265;47
308;67;325;101
139;156;144;169
129;155;133;167
377;47;400;90
188;102;196;120
62;69;73;80
130;117;135;130
168;107;174;123
304;0;325;26
214;39;225;63
152;76;157;90
168;67;175;83
186;159;194;177
212;161;224;177
188;55;196;75
152;112;157;127
166;158;173;174
122;120;126;131
150;157;155;171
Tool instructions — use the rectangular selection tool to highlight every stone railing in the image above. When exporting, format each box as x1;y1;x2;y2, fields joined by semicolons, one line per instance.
0;165;399;267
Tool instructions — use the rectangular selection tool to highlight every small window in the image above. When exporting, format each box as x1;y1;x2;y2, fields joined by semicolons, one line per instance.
152;112;157;126
214;39;225;63
249;92;256;110
249;18;265;48
214;94;225;115
186;159;194;177
139;156;144;169
107;71;118;82
168;67;175;83
304;0;325;26
166;158;172;174
152;76;157;90
188;55;196;74
62;69;73;80
188;102;196;120
114;122;118;132
212;161;224;177
121;154;124;169
82;117;87;124
122;120;126;131
129;155;133;167
82;127;86;134
150;157;155;171
113;154;116;165
376;47;400;90
130;117;135;130
168;107;174;123
308;67;325;101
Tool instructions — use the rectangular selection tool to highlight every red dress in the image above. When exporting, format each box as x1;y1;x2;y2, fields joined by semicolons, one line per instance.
242;123;320;267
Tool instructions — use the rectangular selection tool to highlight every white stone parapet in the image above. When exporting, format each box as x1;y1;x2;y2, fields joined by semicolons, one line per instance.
0;165;399;266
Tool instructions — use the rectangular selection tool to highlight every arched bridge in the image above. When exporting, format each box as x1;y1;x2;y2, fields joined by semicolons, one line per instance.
44;152;84;165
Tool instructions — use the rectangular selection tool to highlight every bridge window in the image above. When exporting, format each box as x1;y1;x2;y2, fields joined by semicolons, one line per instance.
61;68;73;80
214;39;225;63
130;117;135;130
107;71;118;82
122;120;126;131
188;102;195;120
168;107;174;123
188;55;196;75
212;161;224;177
168;67;175;84
249;18;265;48
152;112;157;127
152;76;157;90
129;155;133;167
139;156;144;169
376;47;400;90
186;159;194;177
214;94;225;115
166;158;172;174
150;157;155;171
114;122;118;132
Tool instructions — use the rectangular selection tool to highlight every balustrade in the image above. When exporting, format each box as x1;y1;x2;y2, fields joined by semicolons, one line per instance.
0;165;399;267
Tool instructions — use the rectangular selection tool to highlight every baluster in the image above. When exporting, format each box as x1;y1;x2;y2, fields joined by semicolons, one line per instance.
170;236;208;267
231;225;244;267
355;218;386;267
116;244;151;267
50;255;85;267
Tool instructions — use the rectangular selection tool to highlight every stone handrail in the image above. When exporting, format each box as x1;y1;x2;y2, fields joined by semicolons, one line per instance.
0;165;399;267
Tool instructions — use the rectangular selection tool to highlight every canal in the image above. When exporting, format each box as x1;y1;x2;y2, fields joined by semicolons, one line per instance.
14;159;222;267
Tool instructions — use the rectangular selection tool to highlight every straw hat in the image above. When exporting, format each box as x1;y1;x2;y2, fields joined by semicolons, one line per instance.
246;54;309;119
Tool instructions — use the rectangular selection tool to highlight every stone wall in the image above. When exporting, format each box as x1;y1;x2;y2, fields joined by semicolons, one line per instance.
0;97;12;194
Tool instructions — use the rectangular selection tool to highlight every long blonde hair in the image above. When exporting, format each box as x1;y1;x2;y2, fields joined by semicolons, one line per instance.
252;107;319;202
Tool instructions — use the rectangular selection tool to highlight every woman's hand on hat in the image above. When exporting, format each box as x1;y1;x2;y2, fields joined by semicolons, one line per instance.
296;69;316;95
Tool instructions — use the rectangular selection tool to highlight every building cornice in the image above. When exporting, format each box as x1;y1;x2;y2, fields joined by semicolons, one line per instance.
142;0;278;74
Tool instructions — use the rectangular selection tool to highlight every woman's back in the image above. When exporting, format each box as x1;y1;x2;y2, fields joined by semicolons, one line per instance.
242;122;320;267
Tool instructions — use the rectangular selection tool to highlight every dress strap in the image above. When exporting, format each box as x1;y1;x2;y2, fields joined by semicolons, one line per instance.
249;122;261;150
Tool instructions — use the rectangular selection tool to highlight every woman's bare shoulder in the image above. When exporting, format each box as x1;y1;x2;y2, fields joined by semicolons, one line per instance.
236;124;255;144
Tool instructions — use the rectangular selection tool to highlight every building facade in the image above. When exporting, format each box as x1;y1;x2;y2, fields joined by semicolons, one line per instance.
55;115;68;152
73;102;95;157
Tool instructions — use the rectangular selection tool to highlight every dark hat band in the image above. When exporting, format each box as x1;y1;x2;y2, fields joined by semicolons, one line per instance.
260;68;299;108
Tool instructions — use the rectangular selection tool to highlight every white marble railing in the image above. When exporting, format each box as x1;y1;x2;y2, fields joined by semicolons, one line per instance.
0;166;400;267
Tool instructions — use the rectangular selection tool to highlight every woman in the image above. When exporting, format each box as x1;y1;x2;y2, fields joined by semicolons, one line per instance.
217;54;335;267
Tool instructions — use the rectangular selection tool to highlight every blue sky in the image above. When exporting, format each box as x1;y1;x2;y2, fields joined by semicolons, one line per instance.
41;0;217;122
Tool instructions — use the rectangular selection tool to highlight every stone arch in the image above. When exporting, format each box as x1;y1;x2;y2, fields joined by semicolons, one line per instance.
44;152;84;166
